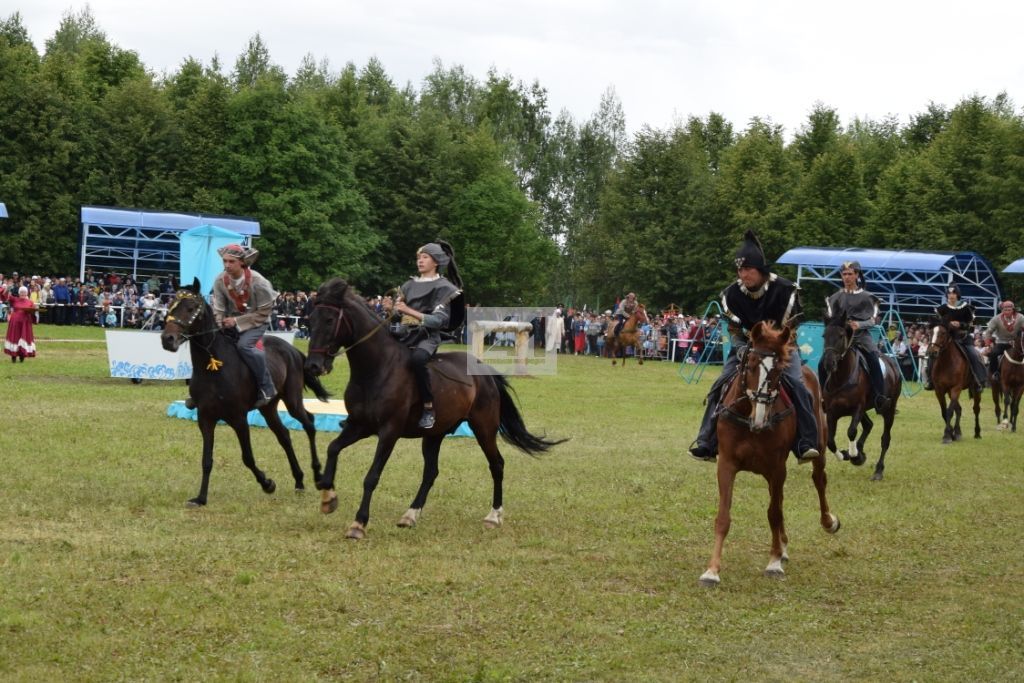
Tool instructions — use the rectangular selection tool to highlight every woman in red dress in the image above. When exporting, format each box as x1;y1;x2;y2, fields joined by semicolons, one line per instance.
4;286;38;362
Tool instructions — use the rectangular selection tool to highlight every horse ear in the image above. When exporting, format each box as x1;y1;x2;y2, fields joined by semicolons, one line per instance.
750;321;764;344
191;277;201;292
779;324;792;346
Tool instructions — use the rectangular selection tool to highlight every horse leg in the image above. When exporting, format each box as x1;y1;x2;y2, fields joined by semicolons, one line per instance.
938;393;954;444
226;416;276;495
348;431;402;539
842;409;862;465
764;466;788;578
318;423;369;514
188;415;218;507
812;454;840;534
852;412;873;468
473;424;506;529
1011;387;1023;432
259;404;306;491
398;435;444;528
826;411;840;459
950;388;964;441
872;407;895;481
992;383;1003;426
972;388;982;439
700;461;738;587
282;391;323;482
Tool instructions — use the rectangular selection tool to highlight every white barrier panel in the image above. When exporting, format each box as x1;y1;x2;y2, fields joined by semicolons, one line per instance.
106;330;296;380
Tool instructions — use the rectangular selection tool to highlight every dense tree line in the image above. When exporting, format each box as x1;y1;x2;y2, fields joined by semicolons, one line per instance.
2;10;1022;309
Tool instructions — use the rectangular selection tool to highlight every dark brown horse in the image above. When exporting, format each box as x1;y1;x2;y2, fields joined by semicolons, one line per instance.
605;304;649;366
820;311;902;481
304;278;565;539
928;321;982;444
700;322;839;587
995;328;1024;432
160;279;330;506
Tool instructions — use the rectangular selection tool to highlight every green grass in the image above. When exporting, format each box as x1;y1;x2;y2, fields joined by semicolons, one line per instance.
1;324;1022;681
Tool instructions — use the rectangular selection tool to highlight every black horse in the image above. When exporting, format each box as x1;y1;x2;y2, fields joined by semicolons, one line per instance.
820;310;901;481
161;279;330;506
304;277;565;539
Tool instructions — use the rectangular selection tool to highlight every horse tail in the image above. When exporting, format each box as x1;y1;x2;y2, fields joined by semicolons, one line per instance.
303;365;332;402
493;374;567;455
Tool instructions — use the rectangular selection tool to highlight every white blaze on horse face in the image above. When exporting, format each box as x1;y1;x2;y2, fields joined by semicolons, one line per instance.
931;325;940;346
752;354;774;430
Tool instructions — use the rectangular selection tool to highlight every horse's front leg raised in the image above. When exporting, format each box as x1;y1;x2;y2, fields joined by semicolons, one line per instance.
318;422;369;515
851;412;874;467
348;430;402;540
188;415;218;507
700;461;738;587
764;467;788;578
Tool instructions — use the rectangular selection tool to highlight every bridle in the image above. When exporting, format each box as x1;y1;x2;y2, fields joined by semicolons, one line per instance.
308;301;383;357
721;343;792;431
165;291;217;341
1005;328;1024;365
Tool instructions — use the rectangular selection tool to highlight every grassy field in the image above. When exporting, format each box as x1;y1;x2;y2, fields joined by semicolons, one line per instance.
1;324;1022;682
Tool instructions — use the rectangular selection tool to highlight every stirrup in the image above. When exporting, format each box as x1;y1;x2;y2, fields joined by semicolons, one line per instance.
796;446;820;463
688;440;717;462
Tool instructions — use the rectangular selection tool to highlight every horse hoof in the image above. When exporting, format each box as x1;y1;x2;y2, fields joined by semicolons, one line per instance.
345;522;366;540
870;471;883;481
320;490;338;515
262;478;276;494
397;508;421;528
838;450;850;461
293;486;306;495
941;437;952;445
824;514;841;534
851;455;867;467
483;507;503;529
764;568;785;579
186;498;206;508
698;570;720;587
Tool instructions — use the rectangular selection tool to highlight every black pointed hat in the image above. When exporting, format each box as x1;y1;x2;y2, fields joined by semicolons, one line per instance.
734;229;769;271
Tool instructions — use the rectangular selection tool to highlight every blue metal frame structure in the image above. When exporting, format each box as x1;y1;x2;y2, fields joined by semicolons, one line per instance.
776;247;1003;319
79;206;260;281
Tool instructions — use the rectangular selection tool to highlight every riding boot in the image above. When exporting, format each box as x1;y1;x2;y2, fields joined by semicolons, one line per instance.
688;373;732;462
866;351;891;412
922;356;933;390
410;347;436;428
785;378;821;463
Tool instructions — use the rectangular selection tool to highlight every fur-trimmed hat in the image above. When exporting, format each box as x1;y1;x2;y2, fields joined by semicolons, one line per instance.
947;284;961;296
217;243;259;266
734;229;768;272
840;260;863;273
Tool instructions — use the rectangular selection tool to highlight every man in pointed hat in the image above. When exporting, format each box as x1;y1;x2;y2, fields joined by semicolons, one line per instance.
925;284;987;391
688;230;821;464
188;243;277;409
824;260;891;412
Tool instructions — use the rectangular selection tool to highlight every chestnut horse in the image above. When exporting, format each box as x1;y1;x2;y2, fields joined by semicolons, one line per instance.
700;322;839;587
161;280;330;506
304;278;565;539
928;321;982;444
605;304;649;366
995;328;1024;432
820;311;902;481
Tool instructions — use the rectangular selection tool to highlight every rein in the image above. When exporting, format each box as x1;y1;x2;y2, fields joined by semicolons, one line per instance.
309;301;384;357
165;292;224;370
822;325;857;394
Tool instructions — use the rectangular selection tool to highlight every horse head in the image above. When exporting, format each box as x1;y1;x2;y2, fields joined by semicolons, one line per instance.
305;277;354;376
634;304;649;325
821;309;851;375
928;318;953;356
742;322;793;432
161;277;209;352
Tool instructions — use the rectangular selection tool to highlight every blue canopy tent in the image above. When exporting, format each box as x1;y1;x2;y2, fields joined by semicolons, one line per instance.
0;202;8;218
776;247;1003;319
179;224;243;295
1004;259;1024;274
80;206;259;281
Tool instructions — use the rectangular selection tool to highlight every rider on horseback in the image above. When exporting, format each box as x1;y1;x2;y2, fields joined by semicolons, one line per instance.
612;293;639;337
204;243;277;408
388;241;465;430
983;300;1024;382
924;284;987;391
824;260;891;413
688;230;821;464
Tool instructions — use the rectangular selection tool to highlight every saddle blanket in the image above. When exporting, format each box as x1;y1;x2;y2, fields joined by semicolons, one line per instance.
167;399;475;437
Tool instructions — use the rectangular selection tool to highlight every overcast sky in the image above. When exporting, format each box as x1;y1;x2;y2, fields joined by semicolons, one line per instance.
15;1;1024;136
